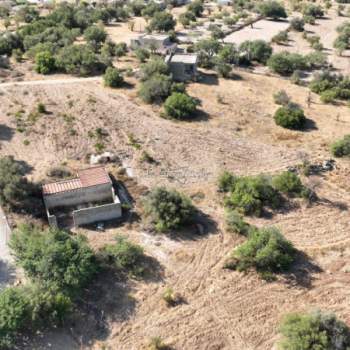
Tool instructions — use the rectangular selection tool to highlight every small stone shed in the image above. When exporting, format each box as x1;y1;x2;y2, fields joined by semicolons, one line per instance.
43;166;122;228
130;34;177;55
165;53;198;81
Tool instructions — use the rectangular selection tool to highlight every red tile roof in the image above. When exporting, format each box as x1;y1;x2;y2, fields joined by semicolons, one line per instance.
43;166;111;195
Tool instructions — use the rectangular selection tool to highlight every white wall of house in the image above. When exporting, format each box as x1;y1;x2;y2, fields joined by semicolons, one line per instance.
44;183;113;209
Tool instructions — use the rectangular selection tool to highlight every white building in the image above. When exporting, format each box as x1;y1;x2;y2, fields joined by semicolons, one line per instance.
43;166;122;228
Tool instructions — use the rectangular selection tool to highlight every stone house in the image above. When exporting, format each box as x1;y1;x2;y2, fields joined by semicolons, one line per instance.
43;166;122;228
165;53;198;81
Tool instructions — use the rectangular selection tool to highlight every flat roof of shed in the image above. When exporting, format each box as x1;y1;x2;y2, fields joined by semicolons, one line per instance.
166;54;198;64
43;166;111;195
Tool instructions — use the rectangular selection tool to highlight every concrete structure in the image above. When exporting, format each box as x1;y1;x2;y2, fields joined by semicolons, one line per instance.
165;53;198;81
43;166;122;227
130;34;177;55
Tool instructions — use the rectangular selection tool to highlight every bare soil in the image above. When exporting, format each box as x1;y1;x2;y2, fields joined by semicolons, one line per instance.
0;66;350;349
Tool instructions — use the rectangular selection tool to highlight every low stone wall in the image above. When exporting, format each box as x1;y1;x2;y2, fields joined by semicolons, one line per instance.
73;202;122;226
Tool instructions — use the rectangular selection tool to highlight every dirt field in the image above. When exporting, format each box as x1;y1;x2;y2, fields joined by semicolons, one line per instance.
0;66;350;349
224;19;290;45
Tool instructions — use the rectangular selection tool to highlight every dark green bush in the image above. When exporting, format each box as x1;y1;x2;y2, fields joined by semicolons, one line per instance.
187;0;204;17
274;103;306;130
83;25;107;51
103;66;124;88
331;135;350;157
230;227;296;273
279;310;350;350
143;187;195;232
164;92;197;119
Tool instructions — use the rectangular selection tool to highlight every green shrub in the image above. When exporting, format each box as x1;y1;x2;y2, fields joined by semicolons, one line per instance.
143;187;195;232
268;52;308;76
274;104;306;130
230;227;296;274
290;17;305;31
225;210;252;236
140;56;169;81
83;25;107;50
9;225;97;295
187;0;204;17
278;310;350;350
103;67;124;88
35;51;55;74
0;287;31;349
225;175;281;216
135;48;150;62
331;135;350;157
218;171;237;192
138;73;172;103
0;156;30;209
99;236;145;276
272;30;289;44
195;38;222;68
303;4;324;18
272;171;304;196
320;89;338;104
164;92;197;119
37;103;46;113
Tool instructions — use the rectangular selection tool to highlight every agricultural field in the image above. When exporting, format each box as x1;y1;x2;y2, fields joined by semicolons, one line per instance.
0;0;350;349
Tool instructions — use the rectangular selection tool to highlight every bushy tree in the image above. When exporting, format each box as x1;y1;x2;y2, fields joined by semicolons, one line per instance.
9;225;97;295
55;44;104;76
179;11;196;27
268;52;308;76
138;73;172;103
0;32;22;56
279;310;350;350
128;0;146;16
274;103;306;130
84;25;107;51
187;0;204;17
331;135;350;157
195;38;222;67
218;44;239;64
35;51;55;74
103;66;124;87
303;4;324;18
258;1;287;20
135;47;150;62
140;56;169;81
239;40;272;64
232;227;296;273
164;92;197;119
143;187;195;231
148;12;176;32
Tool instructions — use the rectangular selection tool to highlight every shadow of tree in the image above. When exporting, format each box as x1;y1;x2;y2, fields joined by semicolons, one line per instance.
282;251;322;289
0;124;14;142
